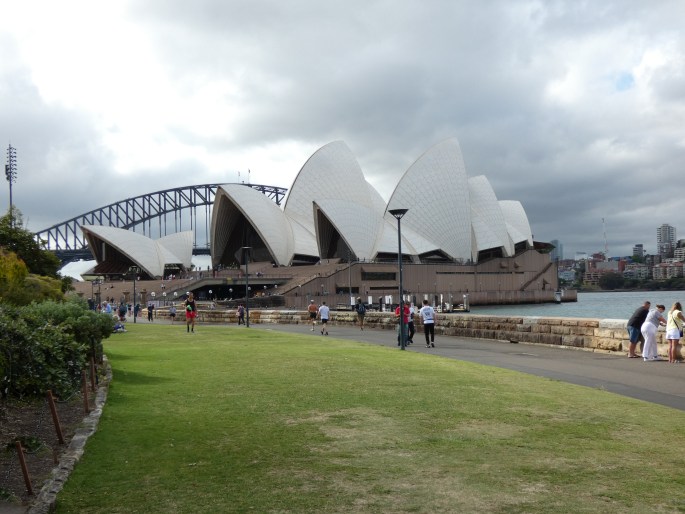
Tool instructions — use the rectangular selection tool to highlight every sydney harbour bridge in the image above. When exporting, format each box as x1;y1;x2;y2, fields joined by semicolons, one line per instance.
35;183;287;263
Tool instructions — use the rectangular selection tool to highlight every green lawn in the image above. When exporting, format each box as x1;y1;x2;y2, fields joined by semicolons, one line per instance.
56;324;685;513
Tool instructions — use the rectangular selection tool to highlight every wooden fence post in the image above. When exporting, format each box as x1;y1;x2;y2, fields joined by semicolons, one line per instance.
82;370;90;414
15;440;34;496
46;390;65;444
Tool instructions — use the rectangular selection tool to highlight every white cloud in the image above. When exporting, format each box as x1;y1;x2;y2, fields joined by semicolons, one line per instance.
2;1;685;258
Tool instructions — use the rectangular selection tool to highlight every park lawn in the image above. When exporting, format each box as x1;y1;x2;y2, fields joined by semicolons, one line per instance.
55;324;685;513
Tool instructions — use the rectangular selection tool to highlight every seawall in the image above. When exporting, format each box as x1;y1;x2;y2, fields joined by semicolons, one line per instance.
159;308;677;358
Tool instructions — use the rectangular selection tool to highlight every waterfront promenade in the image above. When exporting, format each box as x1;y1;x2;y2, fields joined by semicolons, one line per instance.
253;322;685;412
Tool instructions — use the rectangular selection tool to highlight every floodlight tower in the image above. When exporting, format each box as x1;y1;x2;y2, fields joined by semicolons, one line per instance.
5;145;17;225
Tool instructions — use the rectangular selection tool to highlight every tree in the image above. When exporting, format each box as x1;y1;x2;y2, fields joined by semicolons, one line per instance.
0;208;61;277
598;272;625;290
0;247;29;302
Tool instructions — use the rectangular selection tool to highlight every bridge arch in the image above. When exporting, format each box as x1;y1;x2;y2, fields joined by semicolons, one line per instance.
35;183;287;262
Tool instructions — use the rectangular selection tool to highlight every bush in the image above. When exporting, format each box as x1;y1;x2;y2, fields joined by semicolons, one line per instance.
0;297;114;400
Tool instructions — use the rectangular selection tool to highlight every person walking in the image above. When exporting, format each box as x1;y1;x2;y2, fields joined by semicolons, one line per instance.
169;304;177;324
641;304;666;361
184;292;197;333
395;302;410;346
355;297;366;331
147;302;154;322
419;299;436;348
626;301;650;358
666;302;685;363
237;304;245;325
407;304;416;344
308;300;318;331
318;301;330;335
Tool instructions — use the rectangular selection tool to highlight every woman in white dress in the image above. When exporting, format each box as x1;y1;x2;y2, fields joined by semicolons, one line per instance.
641;304;666;361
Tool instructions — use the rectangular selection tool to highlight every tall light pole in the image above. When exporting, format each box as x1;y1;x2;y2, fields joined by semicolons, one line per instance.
348;249;353;308
5;145;17;227
389;208;408;350
241;246;251;327
129;266;139;323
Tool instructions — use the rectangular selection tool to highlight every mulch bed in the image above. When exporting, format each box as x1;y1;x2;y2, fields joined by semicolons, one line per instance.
0;393;91;508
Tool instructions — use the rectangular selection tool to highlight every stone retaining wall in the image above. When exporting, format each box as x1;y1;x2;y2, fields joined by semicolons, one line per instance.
158;309;677;358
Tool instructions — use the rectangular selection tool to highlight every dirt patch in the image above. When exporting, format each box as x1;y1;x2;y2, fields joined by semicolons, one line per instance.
0;392;94;509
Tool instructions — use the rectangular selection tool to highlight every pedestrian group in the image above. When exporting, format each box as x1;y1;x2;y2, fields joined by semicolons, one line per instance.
627;300;683;363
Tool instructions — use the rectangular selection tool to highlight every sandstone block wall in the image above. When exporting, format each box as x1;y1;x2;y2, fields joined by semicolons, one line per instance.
157;308;676;358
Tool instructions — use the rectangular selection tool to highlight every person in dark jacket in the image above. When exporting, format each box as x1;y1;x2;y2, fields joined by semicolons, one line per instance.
626;301;650;358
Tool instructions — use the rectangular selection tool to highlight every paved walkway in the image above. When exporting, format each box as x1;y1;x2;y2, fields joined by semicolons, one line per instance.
252;322;685;412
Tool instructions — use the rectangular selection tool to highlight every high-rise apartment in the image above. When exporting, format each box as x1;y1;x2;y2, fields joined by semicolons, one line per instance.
632;243;644;259
550;239;563;261
657;224;676;258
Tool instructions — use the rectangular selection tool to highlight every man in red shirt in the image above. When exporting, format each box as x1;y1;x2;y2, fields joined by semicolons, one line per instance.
395;303;410;347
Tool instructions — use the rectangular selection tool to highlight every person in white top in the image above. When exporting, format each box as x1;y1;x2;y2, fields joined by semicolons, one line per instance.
665;302;685;363
318;301;330;335
419;299;436;348
640;304;666;361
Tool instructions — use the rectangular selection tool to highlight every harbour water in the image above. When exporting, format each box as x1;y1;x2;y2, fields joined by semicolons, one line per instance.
469;291;685;320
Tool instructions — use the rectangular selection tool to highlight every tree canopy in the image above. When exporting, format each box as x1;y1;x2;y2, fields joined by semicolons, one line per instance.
0;208;61;278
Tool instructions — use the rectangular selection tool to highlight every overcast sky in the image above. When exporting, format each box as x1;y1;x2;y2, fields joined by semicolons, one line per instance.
2;1;685;260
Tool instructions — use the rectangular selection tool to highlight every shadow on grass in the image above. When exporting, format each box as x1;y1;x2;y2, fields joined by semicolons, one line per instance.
109;367;174;386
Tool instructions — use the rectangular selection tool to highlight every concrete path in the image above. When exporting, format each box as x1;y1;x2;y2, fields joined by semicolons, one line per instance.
252;322;685;412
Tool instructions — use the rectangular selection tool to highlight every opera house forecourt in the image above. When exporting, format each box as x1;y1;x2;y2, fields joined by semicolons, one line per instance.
79;137;562;309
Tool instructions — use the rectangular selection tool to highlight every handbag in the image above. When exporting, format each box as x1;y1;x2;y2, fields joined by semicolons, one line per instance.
671;313;683;337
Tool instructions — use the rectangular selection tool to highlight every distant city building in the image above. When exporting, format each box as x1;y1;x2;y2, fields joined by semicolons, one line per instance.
550;239;563;261
632;244;645;258
675;247;685;261
653;261;683;280
583;268;617;286
623;263;651;280
558;269;576;282
592;261;620;272
657;224;676;258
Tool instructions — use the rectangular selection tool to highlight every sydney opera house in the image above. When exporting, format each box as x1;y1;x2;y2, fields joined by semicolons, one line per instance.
81;138;558;308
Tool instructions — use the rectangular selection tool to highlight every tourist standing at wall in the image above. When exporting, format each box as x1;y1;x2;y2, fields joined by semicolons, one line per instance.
666;302;685;363
626;301;650;358
641;304;666;361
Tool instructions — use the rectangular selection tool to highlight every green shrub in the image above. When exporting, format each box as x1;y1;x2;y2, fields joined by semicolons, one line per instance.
0;297;114;400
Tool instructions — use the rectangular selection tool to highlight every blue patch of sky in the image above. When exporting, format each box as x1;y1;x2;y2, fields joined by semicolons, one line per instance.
615;71;635;91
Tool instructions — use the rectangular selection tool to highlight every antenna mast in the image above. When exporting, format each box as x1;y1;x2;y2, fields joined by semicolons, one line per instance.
602;218;608;256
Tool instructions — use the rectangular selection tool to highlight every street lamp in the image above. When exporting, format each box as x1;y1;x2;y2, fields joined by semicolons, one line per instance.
348;249;353;308
128;267;139;323
389;208;408;350
241;246;252;327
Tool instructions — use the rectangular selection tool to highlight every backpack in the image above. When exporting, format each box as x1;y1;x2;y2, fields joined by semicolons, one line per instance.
357;303;366;314
238;306;244;315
